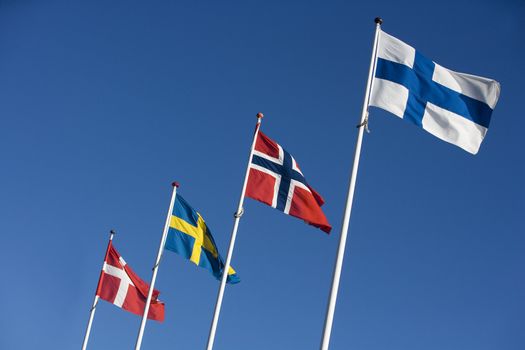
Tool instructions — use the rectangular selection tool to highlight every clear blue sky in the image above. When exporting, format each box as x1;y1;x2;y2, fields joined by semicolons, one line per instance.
0;1;523;349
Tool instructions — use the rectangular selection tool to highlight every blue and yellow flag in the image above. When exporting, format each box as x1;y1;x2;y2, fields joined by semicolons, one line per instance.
165;195;239;284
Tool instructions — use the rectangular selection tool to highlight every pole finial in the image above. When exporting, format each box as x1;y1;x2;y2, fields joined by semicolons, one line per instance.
172;181;180;188
374;17;383;25
110;229;116;235
256;112;264;119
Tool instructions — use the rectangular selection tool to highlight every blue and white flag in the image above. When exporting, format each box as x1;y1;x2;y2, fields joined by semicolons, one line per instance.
369;30;501;154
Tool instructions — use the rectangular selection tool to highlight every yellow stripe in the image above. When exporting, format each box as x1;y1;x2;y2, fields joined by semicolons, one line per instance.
170;216;200;240
196;215;219;258
170;215;219;265
190;241;201;265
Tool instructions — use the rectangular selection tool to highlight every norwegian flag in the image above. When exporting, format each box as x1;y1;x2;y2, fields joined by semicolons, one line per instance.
96;242;165;322
246;130;332;233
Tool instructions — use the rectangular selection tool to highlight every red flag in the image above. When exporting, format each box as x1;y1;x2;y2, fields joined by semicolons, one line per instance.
96;242;165;322
246;130;332;233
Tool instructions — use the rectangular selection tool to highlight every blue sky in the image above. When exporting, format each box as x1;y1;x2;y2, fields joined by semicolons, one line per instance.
0;1;523;349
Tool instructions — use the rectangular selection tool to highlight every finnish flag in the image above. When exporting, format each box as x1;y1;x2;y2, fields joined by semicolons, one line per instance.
369;30;501;154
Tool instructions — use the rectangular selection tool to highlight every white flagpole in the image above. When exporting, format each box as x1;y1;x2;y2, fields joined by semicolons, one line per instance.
134;182;179;350
320;17;382;350
206;112;263;350
81;229;116;350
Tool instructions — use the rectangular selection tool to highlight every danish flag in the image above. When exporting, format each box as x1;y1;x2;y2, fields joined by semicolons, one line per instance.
246;130;332;233
96;242;165;322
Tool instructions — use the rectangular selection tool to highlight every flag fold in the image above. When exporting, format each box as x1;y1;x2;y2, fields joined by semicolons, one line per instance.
165;195;240;284
369;29;501;154
96;242;165;322
246;130;332;233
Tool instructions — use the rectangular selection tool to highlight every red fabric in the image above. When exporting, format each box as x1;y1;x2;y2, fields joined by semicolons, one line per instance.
308;185;325;207
96;242;165;322
254;130;280;158
97;273;121;303
246;168;276;207
288;185;331;234
246;130;332;234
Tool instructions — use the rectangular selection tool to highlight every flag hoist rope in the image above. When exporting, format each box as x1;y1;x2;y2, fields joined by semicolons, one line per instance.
81;230;115;350
320;17;382;350
134;182;179;350
206;113;263;350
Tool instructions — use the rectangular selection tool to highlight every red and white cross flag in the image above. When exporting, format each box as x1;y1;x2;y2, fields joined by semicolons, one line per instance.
96;242;165;322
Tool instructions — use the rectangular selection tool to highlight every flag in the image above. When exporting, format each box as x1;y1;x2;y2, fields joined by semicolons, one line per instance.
165;195;240;284
246;130;332;233
96;242;165;322
369;29;501;154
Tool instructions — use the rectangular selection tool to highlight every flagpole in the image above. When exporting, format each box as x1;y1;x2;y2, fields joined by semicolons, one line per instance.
320;17;382;350
81;229;116;350
134;182;179;350
206;112;263;350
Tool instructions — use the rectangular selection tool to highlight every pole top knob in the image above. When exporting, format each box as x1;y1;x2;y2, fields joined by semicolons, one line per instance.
172;181;180;188
375;17;383;25
110;229;116;235
256;112;264;119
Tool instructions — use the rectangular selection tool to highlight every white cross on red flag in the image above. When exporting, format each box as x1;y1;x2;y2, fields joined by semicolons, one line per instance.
96;242;165;322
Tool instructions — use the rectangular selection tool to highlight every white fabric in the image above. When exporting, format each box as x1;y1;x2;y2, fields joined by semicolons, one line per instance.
291;157;303;175
370;78;409;119
377;30;415;68
422;102;487;154
432;63;501;109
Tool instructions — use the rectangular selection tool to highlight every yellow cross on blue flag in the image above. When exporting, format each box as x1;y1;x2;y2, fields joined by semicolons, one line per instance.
165;194;239;284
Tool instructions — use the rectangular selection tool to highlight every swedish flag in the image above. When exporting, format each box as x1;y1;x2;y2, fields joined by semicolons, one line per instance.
165;195;239;284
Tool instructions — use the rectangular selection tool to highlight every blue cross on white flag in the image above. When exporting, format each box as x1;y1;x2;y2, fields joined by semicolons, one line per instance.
369;30;501;154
